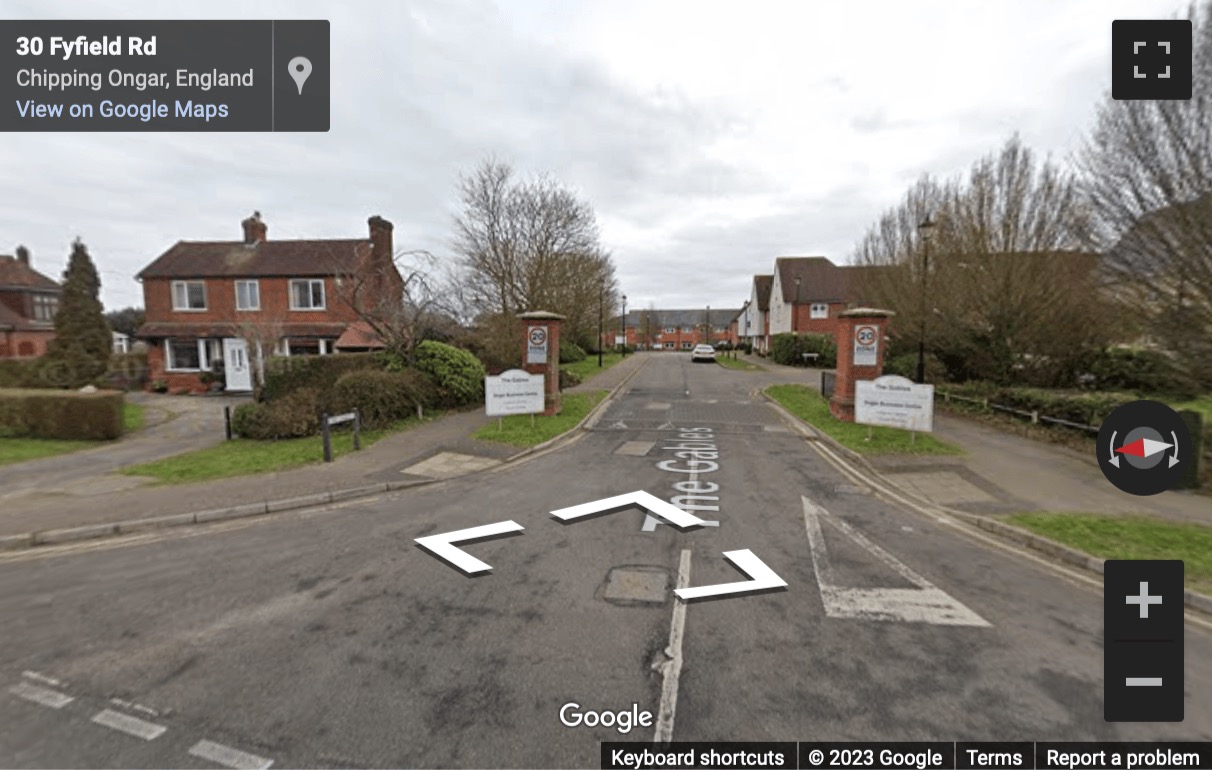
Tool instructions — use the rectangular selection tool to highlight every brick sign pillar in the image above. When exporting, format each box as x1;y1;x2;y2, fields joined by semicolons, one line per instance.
519;311;566;416
830;307;894;422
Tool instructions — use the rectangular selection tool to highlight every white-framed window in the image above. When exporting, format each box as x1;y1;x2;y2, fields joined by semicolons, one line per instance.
235;280;260;311
681;342;693;350
32;294;58;321
664;326;675;333
171;280;207;311
289;279;325;310
664;342;675;349
166;339;223;371
810;303;829;319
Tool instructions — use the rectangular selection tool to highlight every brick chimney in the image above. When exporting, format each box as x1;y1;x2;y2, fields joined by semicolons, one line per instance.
368;215;394;267
15;245;29;266
241;211;268;244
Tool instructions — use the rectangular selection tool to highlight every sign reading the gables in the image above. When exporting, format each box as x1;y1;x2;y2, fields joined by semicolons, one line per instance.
485;369;545;416
855;374;935;432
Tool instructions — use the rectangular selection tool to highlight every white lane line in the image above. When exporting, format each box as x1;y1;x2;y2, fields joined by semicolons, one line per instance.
1126;677;1163;687
91;708;167;740
190;739;274;769
110;697;160;718
21;670;65;688
653;548;691;743
802;495;991;627
9;682;74;709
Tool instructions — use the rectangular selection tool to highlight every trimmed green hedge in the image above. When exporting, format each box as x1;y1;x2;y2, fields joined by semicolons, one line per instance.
0;387;124;439
259;352;384;406
413;340;486;407
559;342;587;364
770;333;837;367
231;388;321;440
939;382;1137;427
331;368;437;427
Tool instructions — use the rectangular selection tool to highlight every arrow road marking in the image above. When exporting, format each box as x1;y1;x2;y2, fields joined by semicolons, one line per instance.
673;549;787;601
415;520;524;575
802;496;991;626
551;490;708;529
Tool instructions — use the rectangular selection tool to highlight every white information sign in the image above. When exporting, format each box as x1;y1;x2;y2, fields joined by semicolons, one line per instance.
855;375;934;432
485;369;545;416
527;326;549;365
853;324;880;367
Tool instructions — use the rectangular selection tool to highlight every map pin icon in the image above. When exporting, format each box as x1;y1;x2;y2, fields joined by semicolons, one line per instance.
288;56;312;95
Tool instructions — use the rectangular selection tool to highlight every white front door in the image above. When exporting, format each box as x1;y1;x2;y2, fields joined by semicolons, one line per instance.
223;338;252;391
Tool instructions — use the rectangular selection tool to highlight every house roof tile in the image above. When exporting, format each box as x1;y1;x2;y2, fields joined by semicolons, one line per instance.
136;239;372;279
0;255;61;291
753;275;773;311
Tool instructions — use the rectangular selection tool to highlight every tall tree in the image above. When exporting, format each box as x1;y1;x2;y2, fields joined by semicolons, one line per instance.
1075;0;1212;386
43;239;112;388
854;135;1114;385
104;306;145;337
452;158;617;350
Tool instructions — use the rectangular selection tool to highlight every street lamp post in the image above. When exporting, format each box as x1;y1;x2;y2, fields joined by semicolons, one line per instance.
794;276;802;333
598;286;604;368
620;294;628;357
915;214;936;384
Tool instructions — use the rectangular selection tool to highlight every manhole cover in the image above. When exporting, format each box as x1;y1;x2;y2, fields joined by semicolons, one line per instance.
603;567;668;604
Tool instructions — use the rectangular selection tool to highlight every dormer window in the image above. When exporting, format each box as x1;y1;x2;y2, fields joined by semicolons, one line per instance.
32;294;58;321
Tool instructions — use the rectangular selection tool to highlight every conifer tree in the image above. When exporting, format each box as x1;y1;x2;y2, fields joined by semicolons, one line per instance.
42;238;112;388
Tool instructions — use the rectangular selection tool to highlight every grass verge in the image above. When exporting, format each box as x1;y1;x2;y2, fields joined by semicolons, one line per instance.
124;402;145;433
765;383;963;456
0;401;145;467
473;391;607;448
120;413;441;484
716;356;765;371
1170;396;1212;422
562;352;624;382
1006;512;1212;594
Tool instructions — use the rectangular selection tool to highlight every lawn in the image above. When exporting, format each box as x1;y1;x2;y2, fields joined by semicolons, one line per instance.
120;414;437;484
765;383;963;456
473;391;607;448
716;355;765;371
1007;512;1212;594
0;399;148;467
561;352;623;382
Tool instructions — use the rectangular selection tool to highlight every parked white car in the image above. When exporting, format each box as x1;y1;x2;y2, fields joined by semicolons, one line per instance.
691;344;717;362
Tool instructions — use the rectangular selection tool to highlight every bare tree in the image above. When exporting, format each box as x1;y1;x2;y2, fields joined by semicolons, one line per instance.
452;158;618;349
854;135;1115;384
1074;0;1212;385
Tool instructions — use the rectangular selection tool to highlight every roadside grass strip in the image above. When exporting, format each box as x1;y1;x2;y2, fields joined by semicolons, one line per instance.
473;391;607;448
716;356;765;371
123;402;146;433
119;414;438;484
0;437;97;467
765;383;963;456
561;352;623;382
1006;512;1212;595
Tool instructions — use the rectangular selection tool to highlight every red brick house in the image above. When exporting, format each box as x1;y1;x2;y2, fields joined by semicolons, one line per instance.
607;308;742;351
765;257;883;348
0;246;62;359
135;213;403;393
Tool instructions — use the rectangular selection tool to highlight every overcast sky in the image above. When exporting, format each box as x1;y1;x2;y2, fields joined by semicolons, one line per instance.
0;0;1189;313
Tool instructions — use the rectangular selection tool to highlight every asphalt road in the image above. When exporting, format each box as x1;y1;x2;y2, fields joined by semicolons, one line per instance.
1;354;1209;768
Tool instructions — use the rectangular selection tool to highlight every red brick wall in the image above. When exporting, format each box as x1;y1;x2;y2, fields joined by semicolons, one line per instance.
793;302;849;337
143;276;359;326
144;343;209;393
0;329;55;358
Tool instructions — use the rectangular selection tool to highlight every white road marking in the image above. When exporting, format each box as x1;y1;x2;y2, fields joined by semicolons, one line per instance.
653;549;691;743
110;697;160;717
91;708;167;740
1126;677;1163;687
21;670;64;688
802;495;991;627
190;739;274;769
9;682;74;709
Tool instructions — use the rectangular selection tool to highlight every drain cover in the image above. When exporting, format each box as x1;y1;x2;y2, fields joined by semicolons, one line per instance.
603;567;668;604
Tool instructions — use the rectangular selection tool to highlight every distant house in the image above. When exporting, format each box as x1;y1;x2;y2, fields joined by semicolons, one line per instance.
740;274;773;353
112;331;132;354
609;308;742;351
134;212;403;393
0;246;61;359
766;256;884;348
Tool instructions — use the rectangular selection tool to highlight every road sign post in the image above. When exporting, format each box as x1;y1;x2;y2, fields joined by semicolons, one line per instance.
321;409;360;463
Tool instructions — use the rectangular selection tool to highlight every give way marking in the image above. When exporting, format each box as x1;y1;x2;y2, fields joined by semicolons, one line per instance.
802;495;991;627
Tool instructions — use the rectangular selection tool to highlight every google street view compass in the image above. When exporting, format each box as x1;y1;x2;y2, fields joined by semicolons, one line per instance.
1097;400;1191;496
